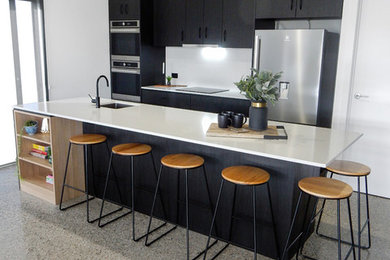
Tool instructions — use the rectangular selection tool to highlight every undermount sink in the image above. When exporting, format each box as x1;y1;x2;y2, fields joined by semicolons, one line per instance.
101;103;133;109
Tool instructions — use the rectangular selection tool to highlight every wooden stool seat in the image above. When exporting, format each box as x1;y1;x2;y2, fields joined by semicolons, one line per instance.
222;166;270;185
298;177;353;199
112;143;152;156
161;153;204;169
327;160;371;176
70;134;107;145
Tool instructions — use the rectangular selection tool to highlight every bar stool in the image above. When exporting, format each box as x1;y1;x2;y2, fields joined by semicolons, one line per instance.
98;143;168;242
145;153;217;260
316;160;371;260
282;177;356;260
59;134;120;223
204;165;280;260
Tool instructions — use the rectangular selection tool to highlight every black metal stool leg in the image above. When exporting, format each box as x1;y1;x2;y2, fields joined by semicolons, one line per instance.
347;198;357;260
204;179;224;260
253;185;257;260
295;195;312;260
267;182;280;259
337;199;342;260
281;191;303;260
357;177;361;260
364;176;371;249
145;165;177;246
59;143;95;211
298;197;319;258
150;152;169;219
59;142;72;210
98;152;130;228
316;173;333;235
185;169;190;260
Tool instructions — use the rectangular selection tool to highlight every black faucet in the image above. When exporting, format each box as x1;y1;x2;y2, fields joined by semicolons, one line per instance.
96;75;109;108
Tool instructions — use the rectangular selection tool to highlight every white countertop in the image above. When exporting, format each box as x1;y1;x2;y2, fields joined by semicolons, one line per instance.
142;85;247;100
14;97;362;168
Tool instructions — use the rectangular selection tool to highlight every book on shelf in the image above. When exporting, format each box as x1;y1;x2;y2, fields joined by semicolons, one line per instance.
31;148;48;155
46;175;54;185
30;151;48;159
32;144;50;152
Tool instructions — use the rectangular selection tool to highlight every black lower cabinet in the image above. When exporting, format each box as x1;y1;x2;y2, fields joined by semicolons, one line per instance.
141;89;191;109
141;89;251;116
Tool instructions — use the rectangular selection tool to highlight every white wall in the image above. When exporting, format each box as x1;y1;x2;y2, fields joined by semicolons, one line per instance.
165;47;252;89
44;0;111;100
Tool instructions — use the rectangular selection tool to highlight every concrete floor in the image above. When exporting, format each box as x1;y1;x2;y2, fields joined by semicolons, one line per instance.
1;164;389;259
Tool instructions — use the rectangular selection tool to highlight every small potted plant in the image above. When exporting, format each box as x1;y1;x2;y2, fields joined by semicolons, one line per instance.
235;69;282;131
166;75;172;86
24;120;38;135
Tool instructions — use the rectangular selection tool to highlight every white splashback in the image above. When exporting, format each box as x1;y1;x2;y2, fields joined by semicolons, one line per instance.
165;47;252;89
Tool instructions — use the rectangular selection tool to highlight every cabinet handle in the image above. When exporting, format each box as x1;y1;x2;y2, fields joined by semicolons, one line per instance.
223;30;226;41
300;0;303;10
120;4;123;14
205;27;208;38
199;27;202;39
125;4;128;14
181;30;184;42
290;0;294;10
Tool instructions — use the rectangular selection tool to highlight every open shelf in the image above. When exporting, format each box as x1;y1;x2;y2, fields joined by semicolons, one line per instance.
19;154;52;170
21;175;53;192
18;132;51;145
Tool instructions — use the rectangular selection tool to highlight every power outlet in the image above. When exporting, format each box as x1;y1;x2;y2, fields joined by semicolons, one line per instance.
171;73;178;79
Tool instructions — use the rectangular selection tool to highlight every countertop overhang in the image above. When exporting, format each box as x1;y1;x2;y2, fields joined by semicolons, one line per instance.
14;97;362;168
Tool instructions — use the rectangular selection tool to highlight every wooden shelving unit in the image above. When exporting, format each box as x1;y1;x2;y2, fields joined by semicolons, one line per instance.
14;110;85;205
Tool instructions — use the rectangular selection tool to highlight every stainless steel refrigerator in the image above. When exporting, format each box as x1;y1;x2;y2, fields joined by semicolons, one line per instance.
252;29;339;127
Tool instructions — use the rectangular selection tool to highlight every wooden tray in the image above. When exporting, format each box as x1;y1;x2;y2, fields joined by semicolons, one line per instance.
206;123;288;140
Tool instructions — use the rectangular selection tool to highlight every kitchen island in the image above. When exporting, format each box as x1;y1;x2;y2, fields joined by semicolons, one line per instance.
14;97;361;259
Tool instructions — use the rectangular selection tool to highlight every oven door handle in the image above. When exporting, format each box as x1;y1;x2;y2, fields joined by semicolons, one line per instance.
112;68;140;74
110;28;140;33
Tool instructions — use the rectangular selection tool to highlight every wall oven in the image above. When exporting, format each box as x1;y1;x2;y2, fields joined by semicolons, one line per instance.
111;55;140;101
110;20;141;101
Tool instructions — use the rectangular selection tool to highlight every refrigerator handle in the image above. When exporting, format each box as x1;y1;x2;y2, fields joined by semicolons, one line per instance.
252;35;261;72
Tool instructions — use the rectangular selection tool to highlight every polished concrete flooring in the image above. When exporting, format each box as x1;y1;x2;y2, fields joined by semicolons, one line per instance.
1;164;389;259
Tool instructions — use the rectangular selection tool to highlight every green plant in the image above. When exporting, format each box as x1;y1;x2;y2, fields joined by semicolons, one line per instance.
166;76;172;84
234;69;282;104
24;120;37;126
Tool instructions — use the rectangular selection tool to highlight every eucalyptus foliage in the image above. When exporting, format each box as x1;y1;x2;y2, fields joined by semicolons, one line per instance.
234;69;282;104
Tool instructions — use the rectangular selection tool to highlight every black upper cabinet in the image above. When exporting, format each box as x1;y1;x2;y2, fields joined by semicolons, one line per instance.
110;0;140;20
295;0;343;19
154;0;185;46
185;0;204;44
256;0;296;19
256;0;343;19
203;0;223;44
185;0;223;45
222;0;255;48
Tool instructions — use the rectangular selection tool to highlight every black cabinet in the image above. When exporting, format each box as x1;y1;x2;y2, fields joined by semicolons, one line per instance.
191;95;250;116
184;0;223;45
295;0;343;19
256;0;296;19
141;90;251;116
141;90;191;109
153;0;185;46
222;0;255;48
256;0;343;19
110;0;140;20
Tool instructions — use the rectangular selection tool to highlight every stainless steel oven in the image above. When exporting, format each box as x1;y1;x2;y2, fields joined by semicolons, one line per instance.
111;55;140;101
110;20;141;101
110;20;140;57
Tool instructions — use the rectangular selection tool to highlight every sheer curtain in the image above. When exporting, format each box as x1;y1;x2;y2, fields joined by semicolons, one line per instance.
0;0;46;166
